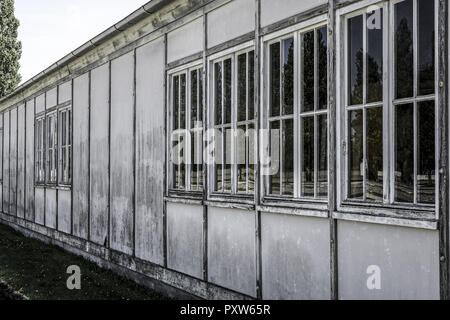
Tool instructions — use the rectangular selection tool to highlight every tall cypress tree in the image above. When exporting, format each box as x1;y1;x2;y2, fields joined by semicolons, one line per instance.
0;0;21;98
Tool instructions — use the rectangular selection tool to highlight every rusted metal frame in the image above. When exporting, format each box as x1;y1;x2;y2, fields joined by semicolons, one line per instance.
437;0;449;300
328;0;338;301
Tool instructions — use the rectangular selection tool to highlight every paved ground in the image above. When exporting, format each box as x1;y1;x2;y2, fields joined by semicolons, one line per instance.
0;223;168;300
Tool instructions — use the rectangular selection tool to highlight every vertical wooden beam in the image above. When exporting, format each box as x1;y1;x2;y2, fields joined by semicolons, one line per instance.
254;0;263;300
202;10;209;282
88;71;92;241
438;0;449;301
328;0;338;301
132;49;137;258
107;61;112;249
163;33;169;268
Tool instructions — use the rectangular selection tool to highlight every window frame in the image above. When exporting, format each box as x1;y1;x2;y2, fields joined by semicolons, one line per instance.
58;105;72;186
167;60;204;197
261;16;330;210
336;0;439;219
206;42;256;202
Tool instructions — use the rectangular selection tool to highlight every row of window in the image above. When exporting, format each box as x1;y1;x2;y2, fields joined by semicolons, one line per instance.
169;0;437;209
35;105;72;186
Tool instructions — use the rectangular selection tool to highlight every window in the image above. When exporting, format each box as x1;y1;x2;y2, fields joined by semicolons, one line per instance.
170;65;204;192
46;112;57;184
342;0;436;206
35;104;72;187
265;25;328;200
211;49;255;196
35;116;45;184
58;107;72;185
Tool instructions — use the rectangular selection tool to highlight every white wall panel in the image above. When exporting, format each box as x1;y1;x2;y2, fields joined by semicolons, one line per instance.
168;17;203;63
260;0;327;27
207;0;255;48
110;52;135;255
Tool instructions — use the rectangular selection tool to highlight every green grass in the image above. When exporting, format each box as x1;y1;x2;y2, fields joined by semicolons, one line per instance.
0;223;168;300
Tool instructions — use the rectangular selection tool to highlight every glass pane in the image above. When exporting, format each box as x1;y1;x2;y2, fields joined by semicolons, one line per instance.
282;119;294;196
270;42;280;117
199;68;203;123
248;123;255;194
237;53;247;122
224;59;232;124
348;15;363;105
180;74;186;129
191;70;198;129
302;31;315;112
367;9;383;103
282;38;294;115
418;100;435;204
214;62;222;125
418;0;435;96
173;76;179;130
248;51;255;120
349;110;363;199
318;114;328;197
237;125;247;193
301;116;314;197
270;121;280;195
215;129;223;192
190;132;197;191
395;0;414;99
224;128;232;192
366;107;383;201
318;27;328;110
395;103;414;203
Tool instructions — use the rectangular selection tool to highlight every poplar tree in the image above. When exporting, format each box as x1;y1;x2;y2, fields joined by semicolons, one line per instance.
0;0;21;98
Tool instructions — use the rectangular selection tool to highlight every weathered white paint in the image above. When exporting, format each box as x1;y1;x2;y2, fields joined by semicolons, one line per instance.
9;108;17;216
261;213;331;300
72;73;90;239
35;188;45;225
110;52;135;255
338;221;440;300
167;203;204;279
135;38;165;265
46;87;57;109
90;64;109;246
208;207;256;297
57;190;71;234
168;17;204;63
58;81;72;104
260;0;327;27
207;0;255;48
25;99;35;222
45;188;57;229
17;104;25;219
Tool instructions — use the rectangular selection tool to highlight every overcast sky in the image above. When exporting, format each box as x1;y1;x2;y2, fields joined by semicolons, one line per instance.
15;0;149;84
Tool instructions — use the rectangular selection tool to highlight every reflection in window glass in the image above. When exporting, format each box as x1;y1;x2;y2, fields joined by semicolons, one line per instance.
238;54;247;122
367;9;383;103
318;26;328;109
215;63;222;125
302;116;314;197
418;0;435;96
282;119;294;196
283;38;294;115
224;59;232;124
237;125;247;193
395;0;414;99
366;107;383;201
349;110;363;199
318;114;328;197
270;121;280;195
270;43;281;117
302;31;314;112
395;104;414;203
348;15;363;105
418;101;435;204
